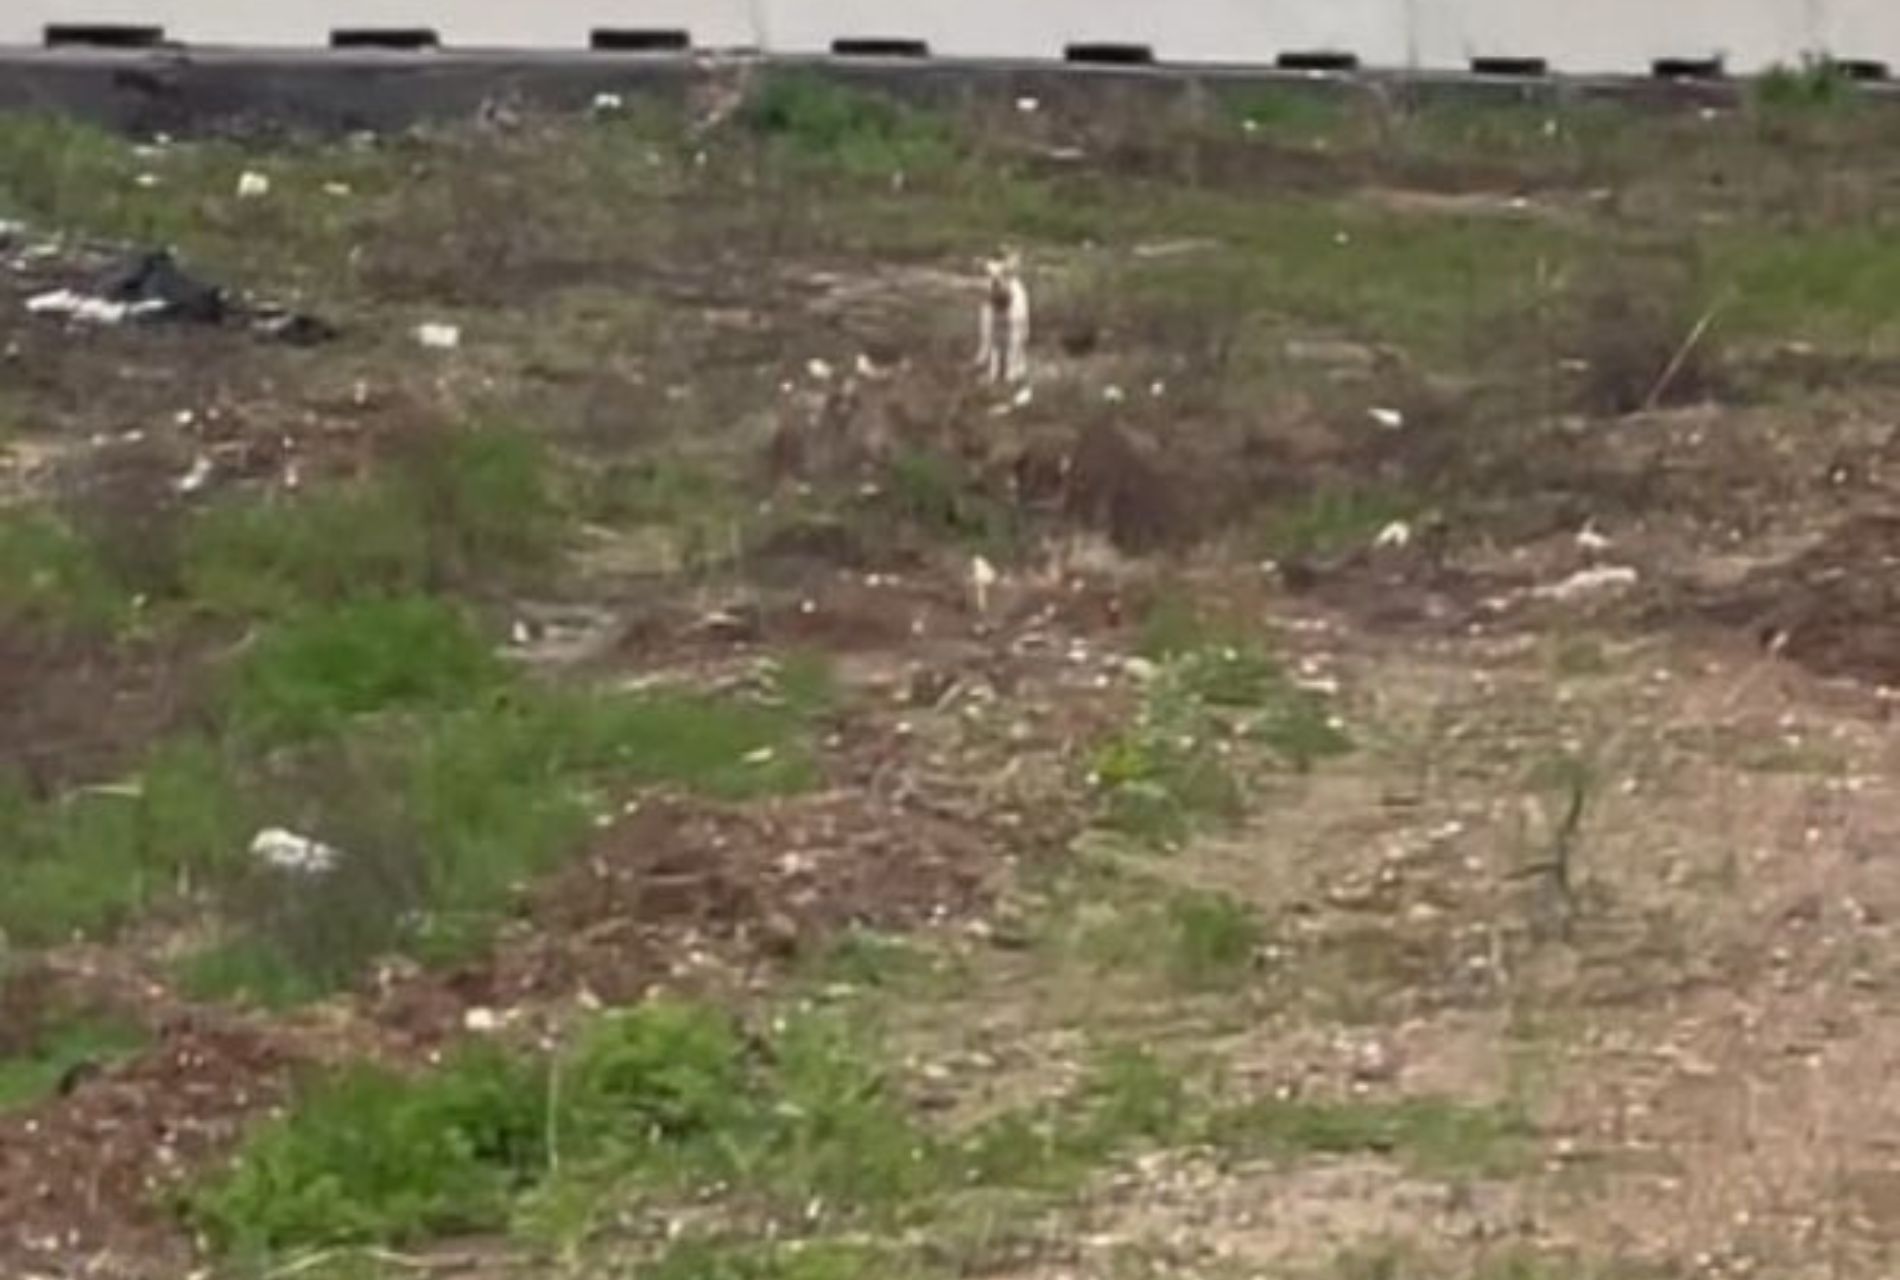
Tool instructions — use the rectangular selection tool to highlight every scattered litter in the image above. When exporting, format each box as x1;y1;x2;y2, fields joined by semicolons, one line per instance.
970;554;999;614
1012;384;1034;407
135;173;159;189
1373;520;1411;550
1015;96;1040;114
250;827;341;875
1575;522;1612;554
1149;380;1166;399
235;170;270;199
590;91;625;113
1131;238;1217;260
321;181;353;198
172;455;213;495
806;356;834;381
24;248;328;345
26;289;157;326
463;1007;502;1033
415;321;461;350
743;746;777;765
1242;118;1261;134
1368;406;1405;430
1102;385;1125;404
1535;565;1639;602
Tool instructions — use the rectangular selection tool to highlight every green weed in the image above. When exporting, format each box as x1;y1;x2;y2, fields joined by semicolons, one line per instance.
0;511;133;634
181;484;431;617
1263;487;1414;561
227;597;506;743
743;73;956;178
1162;889;1263;990
0;1013;145;1111
0;739;250;945
181;425;564;619
1213;1095;1533;1177
187;1042;549;1254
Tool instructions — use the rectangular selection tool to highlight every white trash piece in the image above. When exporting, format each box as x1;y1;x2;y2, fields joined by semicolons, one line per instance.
415;322;461;350
970;554;999;614
250;827;342;875
1368;406;1404;430
25;288;163;326
235;170;271;199
1535;565;1639;602
1372;520;1411;550
172;455;214;495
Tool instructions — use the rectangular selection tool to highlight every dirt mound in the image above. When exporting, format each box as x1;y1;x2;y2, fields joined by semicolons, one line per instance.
1062;421;1188;552
1693;513;1900;687
0;1014;297;1279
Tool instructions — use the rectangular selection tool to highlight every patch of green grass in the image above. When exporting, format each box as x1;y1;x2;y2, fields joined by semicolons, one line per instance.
805;928;931;990
1213;1095;1533;1178
0;738;250;945
584;456;749;571
1712;224;1900;344
743;73;957;178
186;1041;549;1254
643;1238;927;1280
0;1014;145;1111
175;936;333;1010
1224;86;1353;143
180;682;813;1001
396;423;566;582
1263;487;1414;562
1162;889;1263;990
181;425;564;619
227;597;507;743
1751;57;1861;116
765;649;842;721
195;1001;1236;1264
0;510;133;634
181;484;431;617
882;447;1020;555
1092;636;1350;847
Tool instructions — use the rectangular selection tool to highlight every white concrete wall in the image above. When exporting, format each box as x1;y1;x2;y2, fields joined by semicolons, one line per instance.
4;0;1898;73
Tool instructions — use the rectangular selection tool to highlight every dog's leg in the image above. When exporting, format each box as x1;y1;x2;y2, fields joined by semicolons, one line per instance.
1006;286;1031;383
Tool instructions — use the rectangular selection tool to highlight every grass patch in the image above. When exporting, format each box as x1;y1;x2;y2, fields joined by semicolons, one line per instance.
1263;486;1415;561
0;510;134;634
0;738;250;945
227;597;506;743
183;683;813;1001
881;447;1021;556
1214;1095;1533;1177
1162;889;1263;990
743;73;956;178
0;1013;145;1112
181;425;564;619
1092;636;1349;847
187;1041;549;1253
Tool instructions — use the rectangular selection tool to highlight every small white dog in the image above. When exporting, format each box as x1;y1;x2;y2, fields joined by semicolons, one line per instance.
976;251;1031;385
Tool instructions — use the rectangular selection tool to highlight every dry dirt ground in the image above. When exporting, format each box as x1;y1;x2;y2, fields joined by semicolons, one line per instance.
5;75;1900;1279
